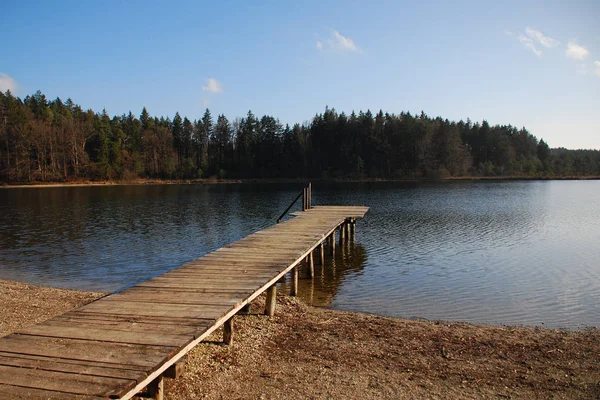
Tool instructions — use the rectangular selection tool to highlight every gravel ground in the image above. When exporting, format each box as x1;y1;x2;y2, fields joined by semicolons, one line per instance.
0;279;107;337
1;280;598;399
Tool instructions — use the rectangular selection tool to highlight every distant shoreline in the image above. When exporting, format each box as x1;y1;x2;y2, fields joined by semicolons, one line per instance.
1;175;599;188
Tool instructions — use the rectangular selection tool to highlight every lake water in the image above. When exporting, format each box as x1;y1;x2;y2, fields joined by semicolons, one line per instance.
1;181;598;329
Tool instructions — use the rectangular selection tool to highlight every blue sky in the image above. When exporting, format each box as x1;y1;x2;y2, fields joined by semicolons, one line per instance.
1;0;598;149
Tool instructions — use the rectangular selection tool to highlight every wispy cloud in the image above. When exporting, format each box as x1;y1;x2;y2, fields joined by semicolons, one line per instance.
525;27;559;48
516;27;559;56
594;61;600;77
566;41;589;60
0;72;18;93
317;30;361;53
201;99;211;107
519;35;542;56
202;78;222;93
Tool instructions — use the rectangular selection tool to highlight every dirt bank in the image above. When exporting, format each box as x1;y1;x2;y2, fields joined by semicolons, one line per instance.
1;280;598;399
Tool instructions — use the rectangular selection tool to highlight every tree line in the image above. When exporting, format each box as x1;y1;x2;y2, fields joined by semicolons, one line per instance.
0;90;598;183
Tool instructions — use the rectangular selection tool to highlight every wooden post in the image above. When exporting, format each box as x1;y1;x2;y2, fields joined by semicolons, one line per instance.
238;303;251;315
307;252;314;279
302;188;307;211
330;231;336;256
339;223;346;246
319;242;325;265
147;375;164;400
265;285;276;316
350;219;356;241
291;266;298;296
164;359;185;379
308;182;311;209
345;221;351;244
224;317;234;345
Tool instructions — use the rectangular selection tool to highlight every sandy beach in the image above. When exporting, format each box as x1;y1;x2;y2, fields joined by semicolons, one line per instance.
1;279;598;399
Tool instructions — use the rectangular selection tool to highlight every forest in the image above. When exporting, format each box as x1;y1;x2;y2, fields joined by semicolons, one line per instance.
1;90;599;183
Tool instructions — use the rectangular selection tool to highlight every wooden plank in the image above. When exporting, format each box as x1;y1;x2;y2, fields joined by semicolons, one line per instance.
103;292;241;307
160;270;275;277
78;301;231;320
147;274;274;282
135;281;260;291
226;240;319;248
181;261;289;269
112;286;250;298
140;276;269;286
19;324;193;347
0;354;144;381
0;384;106;400
63;310;216;326
36;315;206;337
0;334;174;368
0;364;135;397
0;351;147;373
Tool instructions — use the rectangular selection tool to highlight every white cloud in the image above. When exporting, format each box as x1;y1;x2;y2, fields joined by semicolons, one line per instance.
330;30;359;52
202;78;222;93
317;30;361;53
525;27;559;48
594;61;600;77
519;35;542;56
566;41;589;59
0;72;18;93
516;27;558;56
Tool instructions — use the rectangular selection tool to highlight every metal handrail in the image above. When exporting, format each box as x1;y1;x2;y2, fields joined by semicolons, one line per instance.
277;183;311;223
276;190;303;223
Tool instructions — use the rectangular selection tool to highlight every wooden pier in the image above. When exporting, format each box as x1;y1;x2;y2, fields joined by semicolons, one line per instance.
0;203;368;399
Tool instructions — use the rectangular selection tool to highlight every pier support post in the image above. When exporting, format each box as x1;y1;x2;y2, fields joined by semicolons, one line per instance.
345;221;351;245
350;218;356;241
329;231;336;256
339;223;346;246
164;359;185;379
224;317;234;345
307;253;314;278
319;242;325;265
265;285;276;316
291;266;298;296
147;375;164;400
237;303;252;315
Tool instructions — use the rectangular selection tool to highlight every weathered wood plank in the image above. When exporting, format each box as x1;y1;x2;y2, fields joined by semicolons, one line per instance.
78;301;231;320
103;292;241;307
0;354;144;380
0;334;174;368
0;384;107;400
0;364;135;397
19;324;193;347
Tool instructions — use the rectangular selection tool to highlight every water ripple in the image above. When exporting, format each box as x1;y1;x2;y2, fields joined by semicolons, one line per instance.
1;181;599;329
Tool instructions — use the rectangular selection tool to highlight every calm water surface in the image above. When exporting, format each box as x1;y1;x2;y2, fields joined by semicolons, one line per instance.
1;181;598;329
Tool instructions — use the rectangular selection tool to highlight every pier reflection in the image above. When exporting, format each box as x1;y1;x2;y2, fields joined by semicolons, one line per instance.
277;241;368;307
